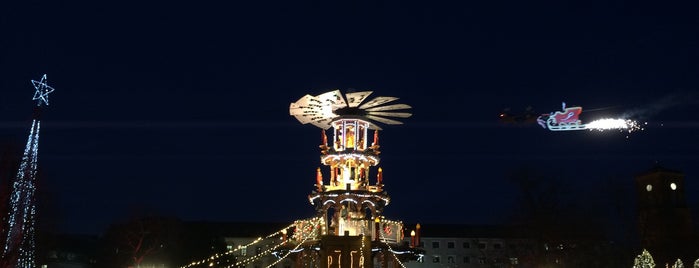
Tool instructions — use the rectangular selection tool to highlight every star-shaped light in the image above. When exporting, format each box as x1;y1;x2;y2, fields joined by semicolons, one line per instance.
31;74;55;106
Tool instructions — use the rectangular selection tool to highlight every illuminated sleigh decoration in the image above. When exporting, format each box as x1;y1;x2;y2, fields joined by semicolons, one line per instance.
537;103;588;131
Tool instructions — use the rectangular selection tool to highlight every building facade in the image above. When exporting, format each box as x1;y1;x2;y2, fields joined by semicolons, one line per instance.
402;225;535;268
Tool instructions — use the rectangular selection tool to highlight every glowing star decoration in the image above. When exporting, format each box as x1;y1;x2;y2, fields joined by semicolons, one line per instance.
537;102;642;133
30;74;56;106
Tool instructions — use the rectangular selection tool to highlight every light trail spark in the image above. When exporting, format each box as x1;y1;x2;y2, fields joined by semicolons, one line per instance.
586;118;644;133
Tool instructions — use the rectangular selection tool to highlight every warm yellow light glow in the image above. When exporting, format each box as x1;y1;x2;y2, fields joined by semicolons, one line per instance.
410;230;415;237
671;182;677;190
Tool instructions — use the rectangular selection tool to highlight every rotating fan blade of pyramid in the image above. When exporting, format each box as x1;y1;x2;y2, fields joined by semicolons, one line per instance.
359;96;399;109
344;91;373;107
290;89;412;129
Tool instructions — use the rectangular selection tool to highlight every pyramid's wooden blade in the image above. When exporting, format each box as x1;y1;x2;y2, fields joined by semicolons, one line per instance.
344;91;373;107
310;118;333;129
365;115;404;125
290;94;331;124
367;111;413;118
289;95;315;115
317;89;347;109
291;90;411;129
364;104;412;112
358;96;399;109
290;91;344;126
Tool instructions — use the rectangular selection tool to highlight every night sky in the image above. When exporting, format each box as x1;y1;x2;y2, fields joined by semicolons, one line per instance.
0;1;698;235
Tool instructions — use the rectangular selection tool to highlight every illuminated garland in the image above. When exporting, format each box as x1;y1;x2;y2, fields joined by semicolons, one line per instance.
291;218;323;242
359;235;365;268
229;240;288;268
180;222;296;268
266;217;323;268
378;225;407;268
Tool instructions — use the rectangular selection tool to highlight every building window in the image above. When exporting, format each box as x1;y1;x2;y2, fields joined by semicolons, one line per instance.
447;242;455;248
463;256;470;263
463;242;470;248
478;257;486;264
478;242;486;249
241;246;247;256
447;256;455;263
510;257;519;265
493;243;502;249
432;255;441;263
432;242;440;248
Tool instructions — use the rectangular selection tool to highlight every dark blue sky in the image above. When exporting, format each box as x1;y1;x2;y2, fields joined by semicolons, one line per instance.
0;1;698;235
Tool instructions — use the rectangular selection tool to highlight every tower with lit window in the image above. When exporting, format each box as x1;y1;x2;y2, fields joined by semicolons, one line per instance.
288;90;422;268
635;164;697;264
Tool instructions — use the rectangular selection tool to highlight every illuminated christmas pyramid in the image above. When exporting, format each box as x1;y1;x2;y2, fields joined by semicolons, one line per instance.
288;89;422;268
180;89;423;268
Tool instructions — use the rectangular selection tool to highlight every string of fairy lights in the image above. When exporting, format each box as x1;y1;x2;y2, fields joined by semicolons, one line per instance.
180;216;333;268
180;222;297;268
176;190;409;267
180;218;326;268
359;234;366;268
379;225;407;268
264;217;323;268
228;239;287;268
